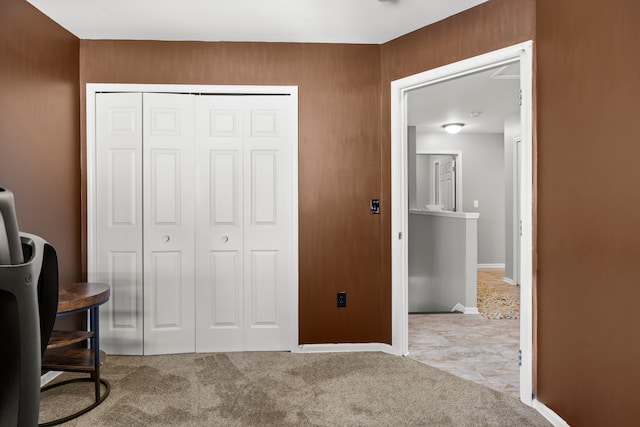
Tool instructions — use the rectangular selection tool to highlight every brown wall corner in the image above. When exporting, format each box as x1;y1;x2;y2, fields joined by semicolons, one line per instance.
0;0;81;332
0;0;81;285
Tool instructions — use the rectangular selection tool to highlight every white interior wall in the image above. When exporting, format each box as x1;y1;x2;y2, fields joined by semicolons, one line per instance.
416;131;505;265
416;154;431;208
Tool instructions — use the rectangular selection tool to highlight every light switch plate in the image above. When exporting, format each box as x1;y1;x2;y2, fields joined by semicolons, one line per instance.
370;199;380;214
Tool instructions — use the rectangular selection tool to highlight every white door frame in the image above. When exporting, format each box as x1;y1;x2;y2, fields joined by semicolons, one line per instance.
86;83;299;351
390;41;534;405
512;136;522;286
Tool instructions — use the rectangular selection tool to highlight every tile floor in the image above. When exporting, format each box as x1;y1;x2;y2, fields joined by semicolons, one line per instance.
407;269;520;397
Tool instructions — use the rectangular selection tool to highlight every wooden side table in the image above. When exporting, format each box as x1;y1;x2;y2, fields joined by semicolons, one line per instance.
40;282;110;426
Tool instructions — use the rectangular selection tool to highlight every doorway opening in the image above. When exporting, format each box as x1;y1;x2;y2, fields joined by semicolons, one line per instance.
390;42;534;404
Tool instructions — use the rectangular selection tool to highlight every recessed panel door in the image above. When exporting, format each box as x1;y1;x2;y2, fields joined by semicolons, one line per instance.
142;93;196;355
436;156;456;211
195;96;245;352
95;92;144;355
243;96;295;351
195;95;295;352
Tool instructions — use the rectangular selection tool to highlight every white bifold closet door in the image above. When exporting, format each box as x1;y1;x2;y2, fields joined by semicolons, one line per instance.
95;91;295;355
95;92;144;355
142;93;196;355
194;95;294;352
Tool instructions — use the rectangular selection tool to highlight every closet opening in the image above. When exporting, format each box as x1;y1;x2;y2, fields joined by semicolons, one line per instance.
86;84;299;356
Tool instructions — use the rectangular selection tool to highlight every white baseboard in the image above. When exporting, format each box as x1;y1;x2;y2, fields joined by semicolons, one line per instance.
533;400;570;426
41;371;62;387
503;277;515;285
477;263;506;269
451;303;478;315
296;343;394;354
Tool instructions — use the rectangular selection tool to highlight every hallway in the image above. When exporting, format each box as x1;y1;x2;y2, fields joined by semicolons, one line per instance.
407;269;520;397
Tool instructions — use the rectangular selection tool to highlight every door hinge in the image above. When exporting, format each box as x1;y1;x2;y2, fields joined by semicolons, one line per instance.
519;219;523;237
398;232;403;240
518;349;522;366
518;89;523;106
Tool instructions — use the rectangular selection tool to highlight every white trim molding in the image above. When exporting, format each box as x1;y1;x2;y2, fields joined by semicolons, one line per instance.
451;303;479;315
477;263;506;269
296;343;394;354
40;371;61;387
533;400;571;426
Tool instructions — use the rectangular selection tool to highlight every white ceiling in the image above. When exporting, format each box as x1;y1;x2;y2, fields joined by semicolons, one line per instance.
408;62;521;134
26;0;488;44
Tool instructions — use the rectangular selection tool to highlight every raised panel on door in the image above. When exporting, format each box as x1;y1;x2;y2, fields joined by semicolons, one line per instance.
251;150;278;225
95;93;143;355
243;96;295;351
249;250;278;325
149;252;183;327
194;96;244;352
143;93;195;355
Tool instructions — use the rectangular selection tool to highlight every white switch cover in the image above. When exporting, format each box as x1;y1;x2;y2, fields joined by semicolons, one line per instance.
474;200;479;208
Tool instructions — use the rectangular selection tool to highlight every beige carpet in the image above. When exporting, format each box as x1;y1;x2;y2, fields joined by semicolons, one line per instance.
39;352;549;426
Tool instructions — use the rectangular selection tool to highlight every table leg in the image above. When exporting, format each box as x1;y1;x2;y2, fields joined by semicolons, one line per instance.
90;307;100;401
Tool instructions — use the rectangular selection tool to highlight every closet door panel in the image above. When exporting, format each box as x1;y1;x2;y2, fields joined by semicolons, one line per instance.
96;92;143;355
249;250;278;325
195;96;244;352
150;150;181;225
143;93;195;355
209;251;241;325
109;150;138;225
108;252;138;329
243;96;295;351
148;251;182;327
251;151;278;225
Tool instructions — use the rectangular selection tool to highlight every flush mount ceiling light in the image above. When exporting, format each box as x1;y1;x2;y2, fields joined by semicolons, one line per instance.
442;123;465;134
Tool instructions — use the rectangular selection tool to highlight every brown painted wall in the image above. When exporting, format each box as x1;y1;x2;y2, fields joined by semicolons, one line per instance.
11;1;640;421
79;40;385;344
0;0;80;285
535;0;640;424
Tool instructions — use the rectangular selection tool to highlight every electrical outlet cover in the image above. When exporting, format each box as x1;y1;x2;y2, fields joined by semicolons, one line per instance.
337;292;347;307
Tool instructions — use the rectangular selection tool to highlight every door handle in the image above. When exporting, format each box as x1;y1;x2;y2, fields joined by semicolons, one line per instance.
221;235;229;243
162;235;170;243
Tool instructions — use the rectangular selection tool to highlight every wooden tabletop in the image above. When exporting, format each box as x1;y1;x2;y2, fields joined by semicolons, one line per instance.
57;282;110;314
